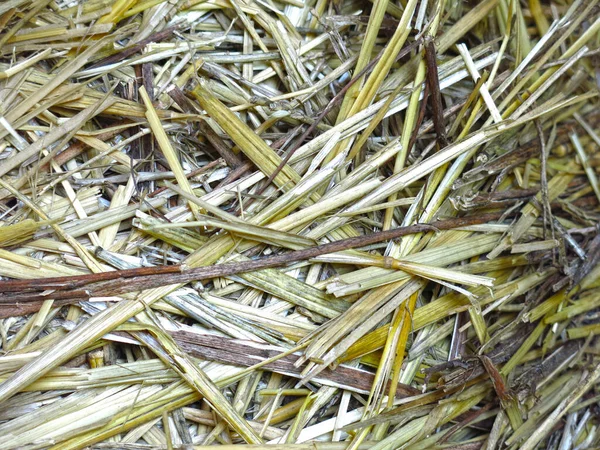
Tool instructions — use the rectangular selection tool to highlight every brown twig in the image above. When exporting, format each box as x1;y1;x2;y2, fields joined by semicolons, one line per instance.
0;213;504;307
172;330;420;396
425;37;448;149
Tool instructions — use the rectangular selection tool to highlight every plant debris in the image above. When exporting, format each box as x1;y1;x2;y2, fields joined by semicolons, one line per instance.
0;0;599;449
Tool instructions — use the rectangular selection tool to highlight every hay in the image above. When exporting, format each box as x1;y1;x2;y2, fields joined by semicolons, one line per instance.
0;0;599;448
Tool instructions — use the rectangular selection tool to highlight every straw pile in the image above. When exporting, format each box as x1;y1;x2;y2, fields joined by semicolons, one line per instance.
0;0;599;448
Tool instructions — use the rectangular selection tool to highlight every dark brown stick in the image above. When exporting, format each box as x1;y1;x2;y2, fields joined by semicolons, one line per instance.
425;38;448;149
172;330;420;397
0;213;504;305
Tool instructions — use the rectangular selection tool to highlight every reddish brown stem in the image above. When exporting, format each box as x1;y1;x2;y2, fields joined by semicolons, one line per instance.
425;38;448;149
0;213;504;307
